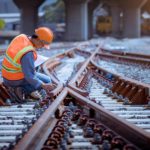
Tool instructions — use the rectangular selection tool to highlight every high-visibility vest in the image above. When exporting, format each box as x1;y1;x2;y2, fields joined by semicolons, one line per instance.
2;34;37;80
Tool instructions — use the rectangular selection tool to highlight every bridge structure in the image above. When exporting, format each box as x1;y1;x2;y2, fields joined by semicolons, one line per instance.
12;0;150;41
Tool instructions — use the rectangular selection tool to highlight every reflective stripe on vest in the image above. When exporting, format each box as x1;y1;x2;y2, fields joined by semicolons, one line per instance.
2;64;22;73
2;45;34;73
13;45;34;63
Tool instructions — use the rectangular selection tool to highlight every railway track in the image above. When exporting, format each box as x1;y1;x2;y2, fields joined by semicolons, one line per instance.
42;48;92;85
0;102;41;149
14;88;140;150
0;42;149;149
0;45;95;149
68;49;150;149
0;78;63;149
95;52;150;84
69;60;150;130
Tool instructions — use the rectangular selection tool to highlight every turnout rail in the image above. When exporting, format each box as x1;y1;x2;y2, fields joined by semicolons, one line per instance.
0;43;149;149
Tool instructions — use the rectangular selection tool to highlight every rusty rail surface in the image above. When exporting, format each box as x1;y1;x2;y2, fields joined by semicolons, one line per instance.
0;42;150;150
42;59;64;98
101;48;150;59
91;59;150;103
68;46;100;95
68;57;150;140
68;88;150;150
0;44;97;149
42;47;92;86
14;88;149;150
99;49;150;65
14;88;68;150
69;58;150;104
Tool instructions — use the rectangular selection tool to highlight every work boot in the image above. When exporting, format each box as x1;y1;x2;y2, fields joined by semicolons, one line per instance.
14;87;25;101
8;87;25;103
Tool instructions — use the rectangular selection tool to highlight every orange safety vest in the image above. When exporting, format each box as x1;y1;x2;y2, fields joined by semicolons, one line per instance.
2;34;37;80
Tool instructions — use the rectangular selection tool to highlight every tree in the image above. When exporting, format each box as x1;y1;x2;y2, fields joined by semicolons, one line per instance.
0;19;5;30
43;0;65;23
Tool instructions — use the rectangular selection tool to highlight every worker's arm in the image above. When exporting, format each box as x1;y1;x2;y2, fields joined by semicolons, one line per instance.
21;52;43;90
21;52;56;91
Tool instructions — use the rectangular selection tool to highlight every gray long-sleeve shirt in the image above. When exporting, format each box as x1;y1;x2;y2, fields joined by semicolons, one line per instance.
3;52;42;89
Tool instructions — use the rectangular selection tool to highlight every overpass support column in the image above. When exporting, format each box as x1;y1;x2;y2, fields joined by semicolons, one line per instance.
121;0;147;38
64;0;88;41
111;6;121;37
123;7;141;38
88;1;100;39
88;5;94;39
13;0;45;35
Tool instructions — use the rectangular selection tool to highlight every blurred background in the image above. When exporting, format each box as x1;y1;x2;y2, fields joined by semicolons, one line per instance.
0;0;65;43
0;0;150;44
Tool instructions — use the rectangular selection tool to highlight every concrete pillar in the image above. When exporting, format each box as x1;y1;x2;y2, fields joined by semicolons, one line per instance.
88;5;94;39
123;8;141;38
20;7;38;34
120;0;147;38
13;0;45;35
64;0;88;41
88;0;100;39
111;6;121;37
142;0;150;13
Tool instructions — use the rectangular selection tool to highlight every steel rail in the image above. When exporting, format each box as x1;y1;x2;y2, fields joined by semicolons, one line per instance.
14;88;68;150
42;47;91;86
91;55;150;87
67;57;150;147
14;87;143;149
67;88;150;150
68;45;100;95
101;48;150;59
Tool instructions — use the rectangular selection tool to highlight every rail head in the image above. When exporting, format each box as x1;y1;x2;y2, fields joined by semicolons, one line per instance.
12;86;150;150
14;88;68;150
67;88;150;150
100;48;150;59
96;52;150;66
91;53;150;98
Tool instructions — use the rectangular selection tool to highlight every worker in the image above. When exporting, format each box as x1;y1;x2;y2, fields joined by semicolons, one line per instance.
1;27;55;101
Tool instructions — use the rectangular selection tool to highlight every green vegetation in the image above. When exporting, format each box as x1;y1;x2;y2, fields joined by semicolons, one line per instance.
43;0;65;23
0;19;5;30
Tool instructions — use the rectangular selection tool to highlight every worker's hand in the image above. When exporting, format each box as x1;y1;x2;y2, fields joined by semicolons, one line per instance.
41;83;56;91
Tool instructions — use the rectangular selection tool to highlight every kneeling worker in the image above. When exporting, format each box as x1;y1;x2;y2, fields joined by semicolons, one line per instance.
1;27;55;101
